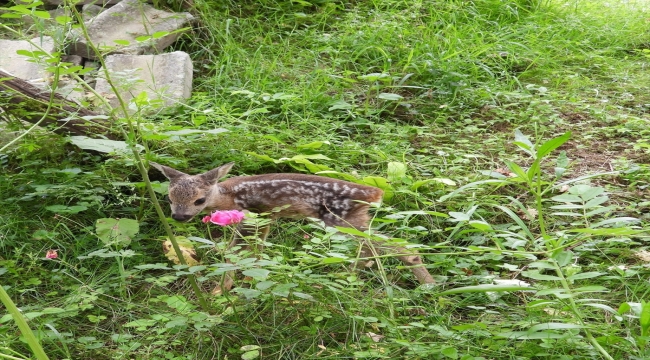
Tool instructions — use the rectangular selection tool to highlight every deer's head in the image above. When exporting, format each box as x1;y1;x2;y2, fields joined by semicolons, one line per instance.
150;162;234;222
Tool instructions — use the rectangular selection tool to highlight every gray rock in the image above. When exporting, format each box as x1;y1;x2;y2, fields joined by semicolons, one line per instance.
43;0;121;6
94;51;193;114
55;78;85;105
0;37;56;87
69;0;194;60
82;4;106;22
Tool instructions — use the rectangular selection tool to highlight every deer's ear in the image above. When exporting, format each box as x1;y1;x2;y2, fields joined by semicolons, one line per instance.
202;162;235;184
150;162;187;180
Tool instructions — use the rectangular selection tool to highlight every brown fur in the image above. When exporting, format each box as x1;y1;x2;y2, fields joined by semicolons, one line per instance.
150;162;435;293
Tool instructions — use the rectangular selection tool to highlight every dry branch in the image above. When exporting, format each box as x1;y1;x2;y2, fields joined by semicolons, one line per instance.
0;69;118;139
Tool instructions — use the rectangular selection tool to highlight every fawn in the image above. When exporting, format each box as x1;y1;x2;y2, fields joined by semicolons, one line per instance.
150;162;435;292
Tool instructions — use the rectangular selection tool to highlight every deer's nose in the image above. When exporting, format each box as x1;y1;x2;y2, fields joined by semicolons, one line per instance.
171;214;193;222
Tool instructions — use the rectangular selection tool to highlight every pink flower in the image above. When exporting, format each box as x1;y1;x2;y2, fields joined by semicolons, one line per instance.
204;210;245;226
45;250;58;259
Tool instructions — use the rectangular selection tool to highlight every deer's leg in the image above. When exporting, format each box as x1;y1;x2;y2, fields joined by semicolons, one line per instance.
212;223;270;295
333;206;435;286
393;247;436;285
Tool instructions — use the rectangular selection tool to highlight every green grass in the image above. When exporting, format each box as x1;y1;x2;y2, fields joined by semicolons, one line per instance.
1;0;650;359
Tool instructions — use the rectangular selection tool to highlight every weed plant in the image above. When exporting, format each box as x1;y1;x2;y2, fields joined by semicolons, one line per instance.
1;0;649;359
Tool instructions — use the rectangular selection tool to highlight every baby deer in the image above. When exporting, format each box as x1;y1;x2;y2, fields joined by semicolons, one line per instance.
150;162;435;292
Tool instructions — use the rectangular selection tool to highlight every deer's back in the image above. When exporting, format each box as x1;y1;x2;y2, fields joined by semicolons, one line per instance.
220;173;383;227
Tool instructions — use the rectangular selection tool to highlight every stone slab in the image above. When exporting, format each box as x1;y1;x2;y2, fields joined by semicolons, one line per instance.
94;51;193;113
0;37;56;86
69;0;193;60
82;4;106;22
43;0;121;6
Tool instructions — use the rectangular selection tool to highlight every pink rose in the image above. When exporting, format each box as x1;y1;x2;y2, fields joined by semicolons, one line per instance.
205;210;245;226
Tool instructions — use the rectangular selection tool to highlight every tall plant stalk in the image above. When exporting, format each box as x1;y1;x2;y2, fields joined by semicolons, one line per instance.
65;2;210;311
0;285;49;360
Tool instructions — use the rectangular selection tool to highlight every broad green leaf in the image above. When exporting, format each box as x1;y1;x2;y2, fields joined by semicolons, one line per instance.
315;171;358;181
618;302;632;315
134;263;171;270
440;346;458;359
152;31;169;39
640;301;650;336
55;15;72;25
438;284;533;295
589;217;638;228
550;204;584;210
15;49;34;57
289;154;331;161
334;226;372;238
33;10;50;19
581;303;620;316
555;151;568;177
448;212;471;222
113;39;130;46
240;345;260;351
552;250;573;267
362;176;390;190
528;322;584;332
245;152;279;163
585;196;609;209
377;92;403;101
233;288;262;299
96;218;139;247
514;129;534;155
69;136;144;154
572;286;608;293
242;350;260;360
578;186;606;201
386;162;407;183
271;282;298;297
292;292;314;300
123;319;157;328
45;204;87;214
410;178;456;190
163;128;228;140
321;257;347;264
296;140;330;149
468;220;492;231
551;211;582;217
328;100;354;111
568;228;643;236
551;194;583;203
358;72;390;82
536;131;571;158
255;281;276;290
162;295;194;313
504;160;527;180
242;269;271;280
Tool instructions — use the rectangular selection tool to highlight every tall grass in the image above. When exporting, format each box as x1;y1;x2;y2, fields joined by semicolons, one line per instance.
1;0;649;358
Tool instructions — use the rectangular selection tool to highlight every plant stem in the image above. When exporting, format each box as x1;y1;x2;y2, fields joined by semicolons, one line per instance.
67;2;210;312
552;263;613;360
0;285;50;360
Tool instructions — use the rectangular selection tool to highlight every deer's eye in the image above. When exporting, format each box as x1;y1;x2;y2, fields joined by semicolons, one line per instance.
194;198;206;206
